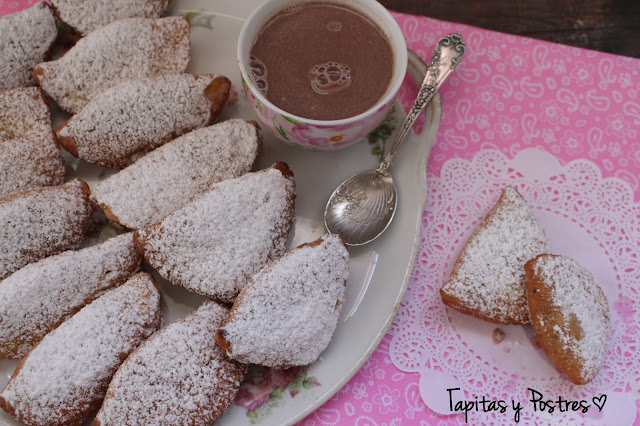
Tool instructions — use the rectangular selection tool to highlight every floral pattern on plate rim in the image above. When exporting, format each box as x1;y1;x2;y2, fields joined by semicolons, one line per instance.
235;365;321;423
184;10;215;30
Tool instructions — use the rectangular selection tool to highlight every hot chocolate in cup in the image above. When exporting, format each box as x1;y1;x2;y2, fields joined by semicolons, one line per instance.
238;0;408;150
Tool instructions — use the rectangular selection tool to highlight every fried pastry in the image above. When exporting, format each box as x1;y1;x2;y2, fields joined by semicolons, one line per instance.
0;2;57;91
215;234;349;368
57;73;231;168
525;254;610;385
0;273;161;426
34;17;190;113
51;0;170;36
91;119;261;229
134;163;295;303
0;87;65;198
95;301;246;426
440;186;549;324
0;233;141;359
0;179;93;280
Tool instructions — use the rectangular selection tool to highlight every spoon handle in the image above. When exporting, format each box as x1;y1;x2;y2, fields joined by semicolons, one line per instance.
379;33;466;174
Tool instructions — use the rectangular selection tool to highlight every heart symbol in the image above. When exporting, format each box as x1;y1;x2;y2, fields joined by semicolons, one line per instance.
592;394;607;412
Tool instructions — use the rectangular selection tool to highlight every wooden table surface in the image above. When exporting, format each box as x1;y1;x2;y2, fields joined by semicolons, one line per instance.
380;0;640;58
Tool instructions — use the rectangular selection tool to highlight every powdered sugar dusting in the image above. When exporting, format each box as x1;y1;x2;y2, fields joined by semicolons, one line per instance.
0;139;65;198
136;165;295;302
441;186;549;323
96;301;246;425
0;87;65;198
57;73;226;168
0;233;141;358
35;17;189;113
91;119;260;228
0;273;161;426
0;87;51;141
51;0;169;36
0;2;57;91
219;234;349;368
533;255;610;382
0;179;93;280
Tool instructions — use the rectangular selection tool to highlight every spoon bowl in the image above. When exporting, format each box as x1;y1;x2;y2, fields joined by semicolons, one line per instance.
324;170;396;246
325;34;466;245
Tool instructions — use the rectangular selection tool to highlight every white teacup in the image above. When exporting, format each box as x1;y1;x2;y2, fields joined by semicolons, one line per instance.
238;0;407;150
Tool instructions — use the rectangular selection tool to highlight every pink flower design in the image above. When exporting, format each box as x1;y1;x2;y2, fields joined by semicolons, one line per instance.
609;141;623;157
291;125;329;147
272;367;299;387
487;46;501;61
405;407;416;419
226;85;239;107
351;382;368;400
541;128;556;144
476;85;498;109
540;100;564;125
288;121;369;149
563;130;584;155
235;367;291;411
606;113;631;139
234;365;318;414
372;385;400;414
476;113;490;129
552;59;566;75
494;116;518;140
507;48;529;72
571;61;595;87
619;72;633;89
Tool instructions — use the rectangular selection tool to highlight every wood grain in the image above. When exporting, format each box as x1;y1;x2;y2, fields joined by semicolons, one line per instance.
380;0;640;58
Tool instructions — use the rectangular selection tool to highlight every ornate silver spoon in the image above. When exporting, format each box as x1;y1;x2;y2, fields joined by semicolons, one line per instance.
324;33;466;245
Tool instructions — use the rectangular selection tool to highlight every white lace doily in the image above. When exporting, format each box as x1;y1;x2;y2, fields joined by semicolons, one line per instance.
389;149;639;425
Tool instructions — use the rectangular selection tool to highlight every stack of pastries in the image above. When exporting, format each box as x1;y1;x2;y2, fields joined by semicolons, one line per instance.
440;186;611;385
0;2;350;425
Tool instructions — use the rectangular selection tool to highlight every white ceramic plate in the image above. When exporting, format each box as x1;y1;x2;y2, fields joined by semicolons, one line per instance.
0;1;441;424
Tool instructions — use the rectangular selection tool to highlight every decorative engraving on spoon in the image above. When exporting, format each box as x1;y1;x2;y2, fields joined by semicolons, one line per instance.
378;33;465;177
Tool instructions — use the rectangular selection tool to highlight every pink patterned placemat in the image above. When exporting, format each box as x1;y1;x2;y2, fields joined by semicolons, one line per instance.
2;3;639;425
300;11;640;426
0;0;39;14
